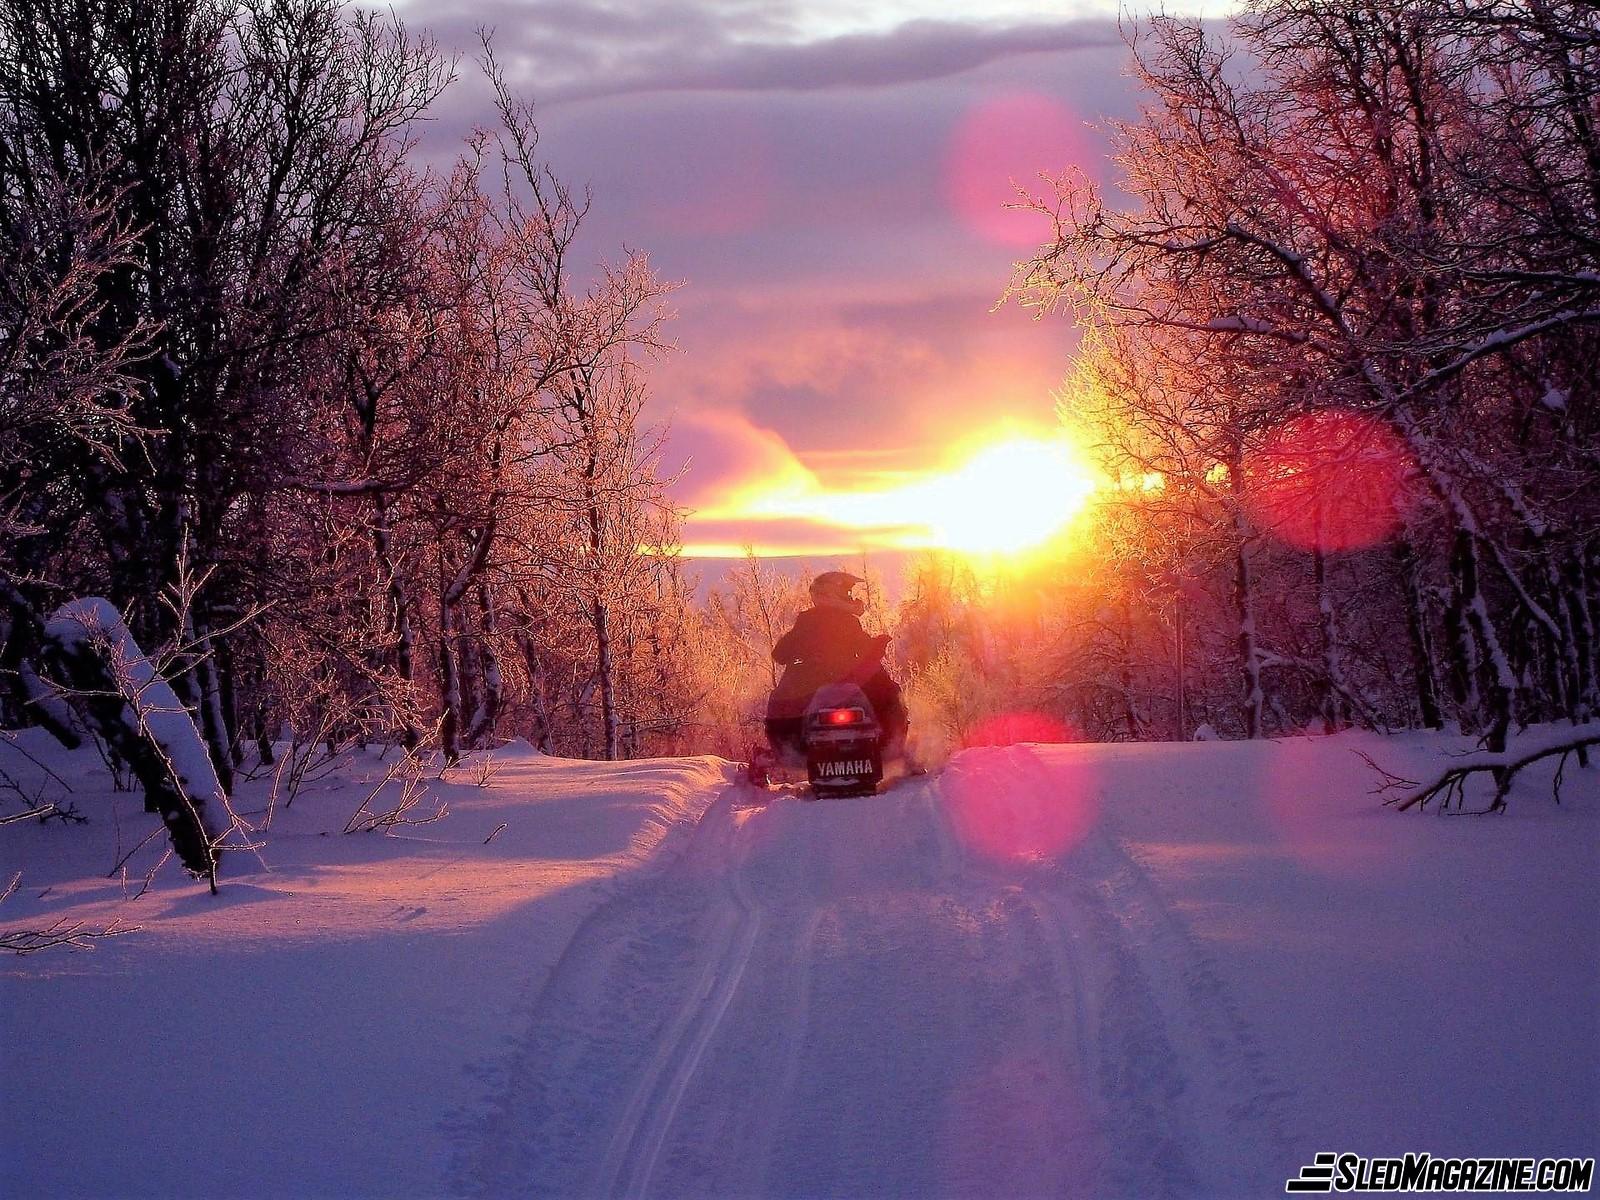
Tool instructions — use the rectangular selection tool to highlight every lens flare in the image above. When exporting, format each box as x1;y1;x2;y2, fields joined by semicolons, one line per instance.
962;711;1076;749
1244;410;1414;553
944;92;1085;247
944;743;1097;865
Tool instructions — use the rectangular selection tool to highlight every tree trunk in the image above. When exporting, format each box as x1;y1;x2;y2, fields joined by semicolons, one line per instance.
438;590;463;765
1391;537;1444;729
1314;546;1348;731
592;595;619;760
1231;508;1264;739
371;491;418;749
1558;551;1597;724
43;599;227;885
1452;528;1515;754
0;582;82;748
465;583;502;749
1119;587;1143;740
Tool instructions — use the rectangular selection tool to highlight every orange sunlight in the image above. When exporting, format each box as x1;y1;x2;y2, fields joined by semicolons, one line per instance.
685;428;1097;558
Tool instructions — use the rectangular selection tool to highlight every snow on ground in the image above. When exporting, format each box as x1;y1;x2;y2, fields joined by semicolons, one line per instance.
2;726;1596;1198
0;734;728;1199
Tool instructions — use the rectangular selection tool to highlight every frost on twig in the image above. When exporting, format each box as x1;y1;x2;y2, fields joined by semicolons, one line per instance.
0;742;84;826
1;916;140;954
469;752;498;788
0;871;141;954
344;737;448;833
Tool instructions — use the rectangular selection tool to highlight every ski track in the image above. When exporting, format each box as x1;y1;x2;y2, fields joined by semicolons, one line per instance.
458;753;1292;1199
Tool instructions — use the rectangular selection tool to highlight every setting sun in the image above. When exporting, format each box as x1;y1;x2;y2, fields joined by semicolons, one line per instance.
685;428;1098;558
912;436;1096;553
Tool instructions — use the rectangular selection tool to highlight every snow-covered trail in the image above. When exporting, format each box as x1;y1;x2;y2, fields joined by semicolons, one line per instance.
462;749;1287;1200
5;730;1594;1198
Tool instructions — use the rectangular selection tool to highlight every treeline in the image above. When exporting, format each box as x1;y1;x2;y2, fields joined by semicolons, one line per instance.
999;0;1598;754
5;0;1597;870
0;0;703;869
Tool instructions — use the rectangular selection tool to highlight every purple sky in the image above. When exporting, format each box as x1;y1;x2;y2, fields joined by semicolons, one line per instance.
400;1;1213;555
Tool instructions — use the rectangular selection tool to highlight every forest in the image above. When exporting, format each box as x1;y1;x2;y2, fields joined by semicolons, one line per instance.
1;0;1597;881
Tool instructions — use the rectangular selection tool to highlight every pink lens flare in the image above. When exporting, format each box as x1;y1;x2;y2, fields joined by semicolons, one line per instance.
943;92;1086;247
962;711;1075;749
945;738;1098;866
1244;409;1415;553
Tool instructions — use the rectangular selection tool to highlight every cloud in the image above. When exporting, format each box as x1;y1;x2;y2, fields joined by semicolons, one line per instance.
680;514;924;557
670;407;820;511
648;285;1082;469
671;407;922;554
547;17;1123;103
396;0;1141;558
667;319;943;444
414;2;1122;104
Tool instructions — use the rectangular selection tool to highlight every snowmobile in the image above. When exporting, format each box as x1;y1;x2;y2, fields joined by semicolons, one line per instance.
746;682;887;798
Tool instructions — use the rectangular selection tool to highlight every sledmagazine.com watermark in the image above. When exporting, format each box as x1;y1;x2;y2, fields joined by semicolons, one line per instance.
1286;1152;1595;1193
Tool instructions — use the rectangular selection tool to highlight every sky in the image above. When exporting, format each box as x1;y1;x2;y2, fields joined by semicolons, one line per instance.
402;0;1238;558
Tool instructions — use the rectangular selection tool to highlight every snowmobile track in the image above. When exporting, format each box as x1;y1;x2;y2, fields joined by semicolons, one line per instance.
595;791;763;1200
462;753;1290;1200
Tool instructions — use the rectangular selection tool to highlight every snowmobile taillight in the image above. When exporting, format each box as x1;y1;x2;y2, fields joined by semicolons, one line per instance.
820;707;866;726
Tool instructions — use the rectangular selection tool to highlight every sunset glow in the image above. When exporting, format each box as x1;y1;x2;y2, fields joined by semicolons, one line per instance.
904;435;1096;552
683;429;1096;558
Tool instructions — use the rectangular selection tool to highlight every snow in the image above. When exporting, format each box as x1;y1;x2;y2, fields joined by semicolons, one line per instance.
2;726;1596;1198
45;597;226;820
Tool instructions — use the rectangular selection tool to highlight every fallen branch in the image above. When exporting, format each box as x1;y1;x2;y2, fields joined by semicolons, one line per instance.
1366;728;1600;814
1;870;141;953
1;917;140;954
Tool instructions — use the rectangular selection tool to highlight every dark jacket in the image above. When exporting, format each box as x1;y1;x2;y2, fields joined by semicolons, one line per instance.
766;604;886;720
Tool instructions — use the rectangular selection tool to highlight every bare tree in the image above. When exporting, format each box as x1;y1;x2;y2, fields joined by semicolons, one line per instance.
1014;0;1597;772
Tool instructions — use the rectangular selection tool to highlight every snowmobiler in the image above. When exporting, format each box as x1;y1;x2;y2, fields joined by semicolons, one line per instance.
750;571;910;796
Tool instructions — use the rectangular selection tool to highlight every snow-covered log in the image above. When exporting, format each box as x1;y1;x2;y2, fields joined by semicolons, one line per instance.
43;598;230;883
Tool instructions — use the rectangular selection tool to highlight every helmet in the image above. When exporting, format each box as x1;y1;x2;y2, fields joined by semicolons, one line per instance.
810;570;865;601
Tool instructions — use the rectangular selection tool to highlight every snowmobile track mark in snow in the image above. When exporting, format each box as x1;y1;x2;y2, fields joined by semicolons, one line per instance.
1019;891;1094;1079
594;790;762;1200
1080;828;1295;1162
981;748;1289;1196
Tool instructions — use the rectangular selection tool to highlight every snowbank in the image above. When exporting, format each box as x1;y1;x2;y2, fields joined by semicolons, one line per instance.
0;735;730;1198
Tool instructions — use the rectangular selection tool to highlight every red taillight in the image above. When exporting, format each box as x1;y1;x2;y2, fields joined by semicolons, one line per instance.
822;708;863;726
